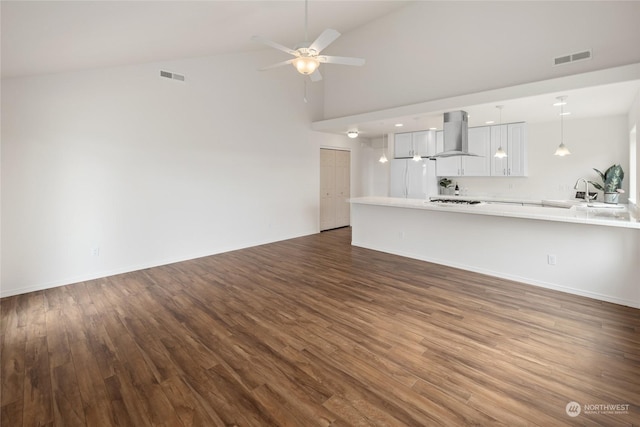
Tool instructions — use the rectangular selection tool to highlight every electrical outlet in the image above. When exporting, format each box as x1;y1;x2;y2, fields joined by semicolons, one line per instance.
399;231;405;239
91;247;100;257
547;254;557;265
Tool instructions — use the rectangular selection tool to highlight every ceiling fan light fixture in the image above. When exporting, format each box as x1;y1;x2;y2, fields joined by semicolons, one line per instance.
293;56;319;75
347;130;359;138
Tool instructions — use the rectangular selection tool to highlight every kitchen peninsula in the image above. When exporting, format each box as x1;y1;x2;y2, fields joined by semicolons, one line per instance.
350;197;640;308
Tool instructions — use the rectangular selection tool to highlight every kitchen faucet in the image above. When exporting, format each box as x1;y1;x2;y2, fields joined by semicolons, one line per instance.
573;178;592;202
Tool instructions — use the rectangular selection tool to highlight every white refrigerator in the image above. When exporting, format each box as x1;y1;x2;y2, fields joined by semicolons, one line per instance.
390;158;438;199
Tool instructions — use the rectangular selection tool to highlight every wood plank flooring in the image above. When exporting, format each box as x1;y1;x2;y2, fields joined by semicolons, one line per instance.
2;227;639;426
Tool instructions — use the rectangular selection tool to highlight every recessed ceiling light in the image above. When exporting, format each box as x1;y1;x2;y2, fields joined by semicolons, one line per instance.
429;127;437;130
347;130;359;138
485;120;495;124
394;123;403;127
553;101;567;106
559;111;572;116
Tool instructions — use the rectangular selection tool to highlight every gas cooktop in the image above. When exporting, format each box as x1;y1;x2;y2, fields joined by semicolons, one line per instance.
429;198;484;205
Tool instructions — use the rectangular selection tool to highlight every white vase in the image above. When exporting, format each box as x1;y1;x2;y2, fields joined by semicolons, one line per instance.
604;192;619;204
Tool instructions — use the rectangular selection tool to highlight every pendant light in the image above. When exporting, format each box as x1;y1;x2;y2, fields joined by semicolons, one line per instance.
494;105;507;158
379;133;388;163
554;96;571;156
412;137;421;162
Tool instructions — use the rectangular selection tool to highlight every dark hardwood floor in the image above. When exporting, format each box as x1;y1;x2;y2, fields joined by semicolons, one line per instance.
2;227;639;426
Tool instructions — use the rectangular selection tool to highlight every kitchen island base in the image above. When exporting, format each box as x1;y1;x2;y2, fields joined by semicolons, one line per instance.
351;200;639;308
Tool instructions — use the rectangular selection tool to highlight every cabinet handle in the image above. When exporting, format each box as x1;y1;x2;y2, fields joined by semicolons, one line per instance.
503;168;506;176
508;168;511;175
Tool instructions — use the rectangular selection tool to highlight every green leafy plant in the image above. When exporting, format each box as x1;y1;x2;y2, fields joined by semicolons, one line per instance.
439;177;453;189
589;164;624;193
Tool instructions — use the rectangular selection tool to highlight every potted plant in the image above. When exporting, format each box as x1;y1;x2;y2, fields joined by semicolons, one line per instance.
589;164;625;204
439;177;453;195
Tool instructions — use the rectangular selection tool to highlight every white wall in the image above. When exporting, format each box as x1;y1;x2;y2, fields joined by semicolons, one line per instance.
452;115;630;201
323;1;640;118
0;50;361;297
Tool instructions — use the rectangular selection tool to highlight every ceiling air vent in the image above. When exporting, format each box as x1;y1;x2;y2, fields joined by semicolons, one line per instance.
553;49;592;67
160;70;186;82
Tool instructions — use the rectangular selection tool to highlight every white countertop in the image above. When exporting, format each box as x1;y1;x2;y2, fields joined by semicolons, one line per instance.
349;196;640;230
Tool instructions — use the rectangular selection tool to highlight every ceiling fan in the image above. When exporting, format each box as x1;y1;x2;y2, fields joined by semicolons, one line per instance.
251;0;365;82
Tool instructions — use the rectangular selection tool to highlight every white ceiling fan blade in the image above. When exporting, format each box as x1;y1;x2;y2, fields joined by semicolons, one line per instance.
309;29;340;53
310;69;323;82
259;59;295;71
251;35;297;56
317;55;365;66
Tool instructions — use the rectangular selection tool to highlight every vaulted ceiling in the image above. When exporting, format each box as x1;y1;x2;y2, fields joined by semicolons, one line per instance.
3;1;638;135
1;1;409;78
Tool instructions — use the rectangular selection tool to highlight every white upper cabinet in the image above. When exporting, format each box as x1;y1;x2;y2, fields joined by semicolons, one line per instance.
416;123;527;177
490;123;527;176
394;132;413;158
394;131;436;158
435;127;491;176
507;123;527;176
413;130;437;157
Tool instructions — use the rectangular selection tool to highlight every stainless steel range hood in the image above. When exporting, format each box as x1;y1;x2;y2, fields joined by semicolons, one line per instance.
431;110;480;158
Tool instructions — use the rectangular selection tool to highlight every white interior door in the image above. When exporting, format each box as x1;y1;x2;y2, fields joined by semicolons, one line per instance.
320;148;350;231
